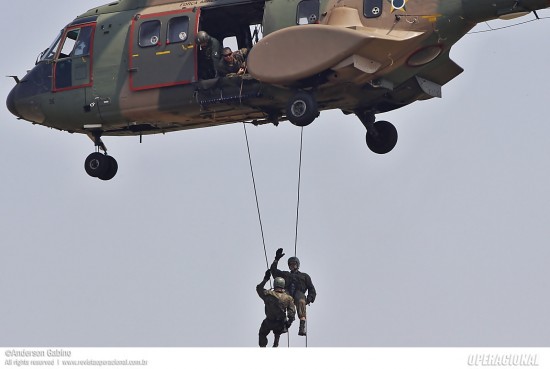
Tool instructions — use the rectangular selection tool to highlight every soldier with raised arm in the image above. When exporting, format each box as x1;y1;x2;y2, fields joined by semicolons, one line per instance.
271;248;316;336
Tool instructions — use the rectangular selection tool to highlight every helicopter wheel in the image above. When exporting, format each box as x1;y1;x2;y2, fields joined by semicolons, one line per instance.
99;155;118;181
365;120;398;154
84;152;118;180
286;91;319;127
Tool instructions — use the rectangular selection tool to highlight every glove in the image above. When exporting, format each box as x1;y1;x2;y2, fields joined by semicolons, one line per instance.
306;295;314;305
275;248;285;261
285;320;293;328
263;270;271;281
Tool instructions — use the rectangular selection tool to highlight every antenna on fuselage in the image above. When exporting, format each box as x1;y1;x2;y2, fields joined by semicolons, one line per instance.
7;76;20;84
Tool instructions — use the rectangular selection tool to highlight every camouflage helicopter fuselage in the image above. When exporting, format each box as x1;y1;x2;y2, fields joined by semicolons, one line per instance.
6;0;550;179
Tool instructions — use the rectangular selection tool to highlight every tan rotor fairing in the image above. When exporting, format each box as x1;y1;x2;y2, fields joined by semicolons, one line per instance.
247;2;435;85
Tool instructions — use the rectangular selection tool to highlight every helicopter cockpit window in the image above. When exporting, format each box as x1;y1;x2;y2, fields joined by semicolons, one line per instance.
57;26;93;59
59;29;79;58
38;30;63;63
73;26;93;56
297;0;320;25
54;24;95;91
167;16;189;44
139;20;161;47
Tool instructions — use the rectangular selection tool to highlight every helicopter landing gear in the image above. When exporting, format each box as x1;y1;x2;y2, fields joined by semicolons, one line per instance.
84;153;118;180
286;91;319;127
356;111;398;154
84;131;118;181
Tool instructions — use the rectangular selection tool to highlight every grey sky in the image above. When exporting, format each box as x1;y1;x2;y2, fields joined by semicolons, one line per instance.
1;1;549;347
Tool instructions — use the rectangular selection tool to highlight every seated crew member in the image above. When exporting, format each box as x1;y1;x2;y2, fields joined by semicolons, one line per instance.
217;47;248;76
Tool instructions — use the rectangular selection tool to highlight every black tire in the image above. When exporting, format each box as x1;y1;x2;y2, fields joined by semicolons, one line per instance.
84;152;109;178
98;156;118;181
286;92;319;127
365;120;398;154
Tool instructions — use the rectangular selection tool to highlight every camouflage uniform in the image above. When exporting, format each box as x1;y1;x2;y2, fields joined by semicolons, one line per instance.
197;37;221;80
270;259;316;320
256;276;296;347
217;49;248;76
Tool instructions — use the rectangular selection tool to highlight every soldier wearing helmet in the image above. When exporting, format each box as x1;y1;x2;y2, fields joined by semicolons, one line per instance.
271;248;316;336
256;270;296;347
195;31;221;80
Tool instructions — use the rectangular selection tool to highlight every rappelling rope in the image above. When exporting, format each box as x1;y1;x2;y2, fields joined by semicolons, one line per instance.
243;123;270;275
293;127;309;348
243;122;308;347
294;127;305;348
294;127;304;259
243;116;305;270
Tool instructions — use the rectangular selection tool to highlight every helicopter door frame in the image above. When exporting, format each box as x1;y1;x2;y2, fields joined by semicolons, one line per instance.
52;22;96;92
129;9;199;91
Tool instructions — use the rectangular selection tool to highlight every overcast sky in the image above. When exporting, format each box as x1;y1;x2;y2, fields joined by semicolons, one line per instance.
1;1;550;348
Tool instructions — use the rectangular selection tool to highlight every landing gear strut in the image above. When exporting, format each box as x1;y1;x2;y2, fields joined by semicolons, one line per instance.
356;111;398;154
84;131;118;181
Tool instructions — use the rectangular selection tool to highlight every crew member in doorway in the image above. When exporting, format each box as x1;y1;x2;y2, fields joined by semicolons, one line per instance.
196;31;221;79
271;248;316;336
256;270;296;347
217;47;248;76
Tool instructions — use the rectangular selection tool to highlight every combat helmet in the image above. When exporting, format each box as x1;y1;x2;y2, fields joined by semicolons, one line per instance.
288;256;300;268
196;31;210;44
274;277;285;289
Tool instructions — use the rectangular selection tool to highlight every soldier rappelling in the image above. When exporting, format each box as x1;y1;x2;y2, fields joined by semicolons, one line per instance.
256;270;296;347
271;248;316;336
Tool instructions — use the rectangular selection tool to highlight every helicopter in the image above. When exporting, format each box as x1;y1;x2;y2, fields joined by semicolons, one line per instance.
6;0;550;180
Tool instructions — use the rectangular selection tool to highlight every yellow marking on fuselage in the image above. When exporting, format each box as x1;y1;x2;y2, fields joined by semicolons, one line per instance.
422;14;441;22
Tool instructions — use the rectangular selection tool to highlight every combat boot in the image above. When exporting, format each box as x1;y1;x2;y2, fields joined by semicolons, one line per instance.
298;320;307;336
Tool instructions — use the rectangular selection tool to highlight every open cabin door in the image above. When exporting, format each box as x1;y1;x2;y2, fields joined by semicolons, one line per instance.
129;9;198;91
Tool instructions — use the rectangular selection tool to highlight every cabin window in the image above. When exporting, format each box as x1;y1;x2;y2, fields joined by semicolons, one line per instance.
167;16;190;44
364;0;383;18
139;20;161;47
297;0;320;25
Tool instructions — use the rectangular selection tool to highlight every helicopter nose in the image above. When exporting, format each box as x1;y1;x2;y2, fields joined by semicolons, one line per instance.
6;81;45;123
6;85;20;118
